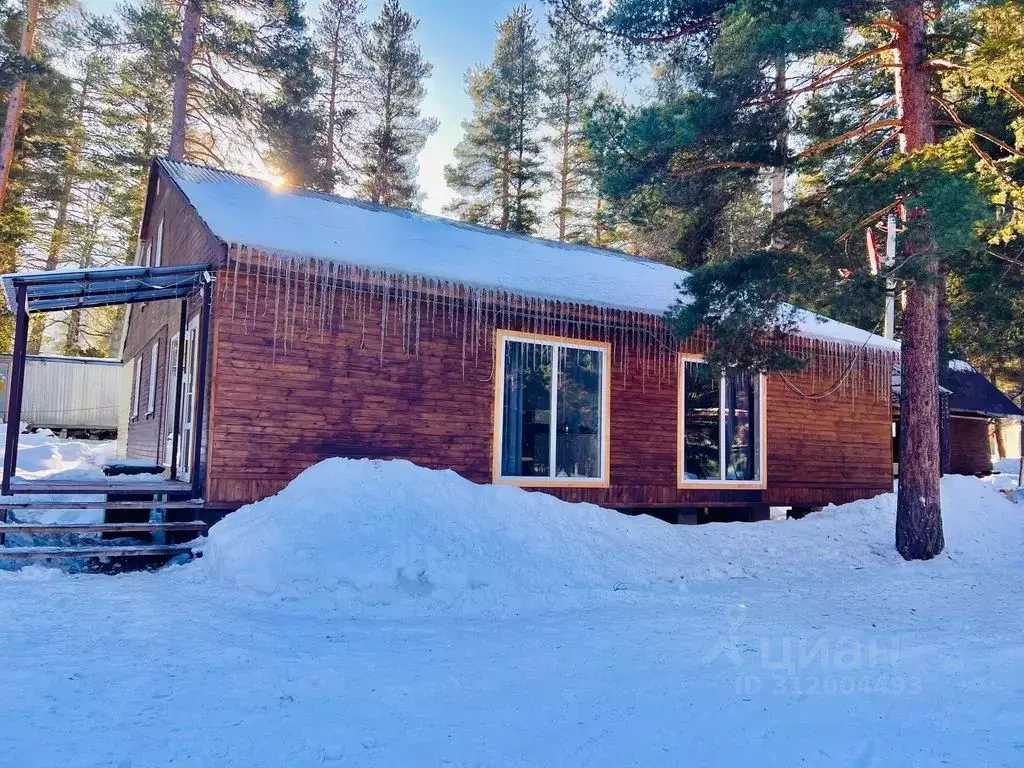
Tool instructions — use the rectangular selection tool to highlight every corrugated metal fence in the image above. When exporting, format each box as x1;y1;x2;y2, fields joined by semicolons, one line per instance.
0;354;121;430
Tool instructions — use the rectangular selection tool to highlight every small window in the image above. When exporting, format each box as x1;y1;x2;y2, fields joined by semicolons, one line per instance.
147;342;159;415
131;357;142;419
494;331;610;486
678;357;765;487
154;217;164;266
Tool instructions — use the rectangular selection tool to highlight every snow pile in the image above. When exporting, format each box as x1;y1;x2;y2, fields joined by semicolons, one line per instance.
0;430;132;547
196;458;1023;615
12;428;116;480
196;459;695;613
983;457;1022;501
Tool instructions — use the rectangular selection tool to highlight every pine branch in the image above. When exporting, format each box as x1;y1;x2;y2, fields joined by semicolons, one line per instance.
932;95;1021;157
670;161;767;178
802;118;902;157
553;1;718;45
847;130;900;176
751;45;895;107
838;199;904;242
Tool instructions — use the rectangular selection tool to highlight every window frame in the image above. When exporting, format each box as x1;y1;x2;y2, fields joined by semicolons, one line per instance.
146;341;159;416
677;353;768;490
492;329;611;488
131;356;142;420
154;216;164;267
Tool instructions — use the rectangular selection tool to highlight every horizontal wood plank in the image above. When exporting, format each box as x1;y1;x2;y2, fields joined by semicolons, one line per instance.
0;521;207;534
0;545;196;559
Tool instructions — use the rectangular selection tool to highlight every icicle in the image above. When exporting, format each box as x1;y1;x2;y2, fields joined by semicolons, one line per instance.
379;275;388;365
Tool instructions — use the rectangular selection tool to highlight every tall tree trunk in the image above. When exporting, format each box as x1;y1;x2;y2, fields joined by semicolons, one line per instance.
558;91;571;241
0;0;41;214
770;56;787;220
1018;357;1023;487
499;145;511;230
64;207;100;355
27;80;90;354
371;41;396;206
993;418;1006;460
169;0;202;160
325;36;341;181
894;0;944;560
936;274;950;473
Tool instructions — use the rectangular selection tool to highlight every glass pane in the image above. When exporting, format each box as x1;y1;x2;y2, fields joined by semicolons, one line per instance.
555;347;604;479
725;373;759;481
683;361;721;480
501;340;553;477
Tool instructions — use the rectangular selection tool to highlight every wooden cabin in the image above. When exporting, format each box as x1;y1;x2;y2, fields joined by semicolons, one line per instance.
107;158;898;518
892;360;1023;476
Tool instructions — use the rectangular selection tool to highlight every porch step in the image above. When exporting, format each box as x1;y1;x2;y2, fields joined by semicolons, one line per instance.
0;500;205;511
6;479;194;496
0;545;197;560
0;521;208;535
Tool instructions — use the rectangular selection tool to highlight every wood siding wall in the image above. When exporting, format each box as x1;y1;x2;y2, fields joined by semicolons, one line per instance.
949;416;992;476
205;269;893;508
123;168;225;468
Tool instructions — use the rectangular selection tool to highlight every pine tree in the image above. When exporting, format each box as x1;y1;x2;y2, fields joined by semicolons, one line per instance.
0;0;76;349
27;15;117;353
564;0;1020;560
445;5;544;233
100;49;172;263
0;0;42;213
258;6;331;190
542;1;602;242
122;0;323;170
313;0;362;191
356;0;436;208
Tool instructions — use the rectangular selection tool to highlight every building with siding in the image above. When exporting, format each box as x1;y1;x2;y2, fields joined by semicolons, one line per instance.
119;158;901;517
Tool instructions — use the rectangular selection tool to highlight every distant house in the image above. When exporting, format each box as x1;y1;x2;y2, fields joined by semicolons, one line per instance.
3;158;902;520
943;361;1022;475
893;360;1023;476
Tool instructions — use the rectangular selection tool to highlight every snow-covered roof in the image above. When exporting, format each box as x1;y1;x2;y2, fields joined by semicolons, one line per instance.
158;158;899;352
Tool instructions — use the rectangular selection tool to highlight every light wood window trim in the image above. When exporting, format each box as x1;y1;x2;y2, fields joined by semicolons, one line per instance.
146;341;159;416
131;357;142;420
492;329;611;488
154;216;164;267
677;353;768;490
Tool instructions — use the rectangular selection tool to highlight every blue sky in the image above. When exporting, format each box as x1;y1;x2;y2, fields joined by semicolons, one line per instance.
83;0;635;214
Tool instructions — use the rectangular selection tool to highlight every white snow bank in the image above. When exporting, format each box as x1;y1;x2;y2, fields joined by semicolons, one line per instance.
0;430;148;537
195;458;1023;615
12;429;116;479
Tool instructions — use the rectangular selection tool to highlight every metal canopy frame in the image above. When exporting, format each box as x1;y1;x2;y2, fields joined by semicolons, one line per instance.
1;264;209;313
1;264;214;497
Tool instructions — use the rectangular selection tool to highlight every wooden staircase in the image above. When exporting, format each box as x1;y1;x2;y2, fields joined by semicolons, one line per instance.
0;495;210;564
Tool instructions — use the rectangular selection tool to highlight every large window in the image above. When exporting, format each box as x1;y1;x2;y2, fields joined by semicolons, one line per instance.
495;332;610;486
678;357;765;487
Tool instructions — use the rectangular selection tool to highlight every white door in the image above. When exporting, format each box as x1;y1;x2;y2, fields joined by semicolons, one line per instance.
178;316;200;480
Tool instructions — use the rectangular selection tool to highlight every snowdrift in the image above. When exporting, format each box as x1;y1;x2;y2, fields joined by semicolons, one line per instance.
12;428;116;479
195;458;1023;614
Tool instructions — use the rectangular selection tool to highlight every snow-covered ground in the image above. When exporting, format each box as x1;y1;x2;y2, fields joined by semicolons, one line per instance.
10;427;117;481
0;429;163;551
2;453;1023;766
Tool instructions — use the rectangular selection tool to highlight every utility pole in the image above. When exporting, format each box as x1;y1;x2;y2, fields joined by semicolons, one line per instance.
884;213;896;340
